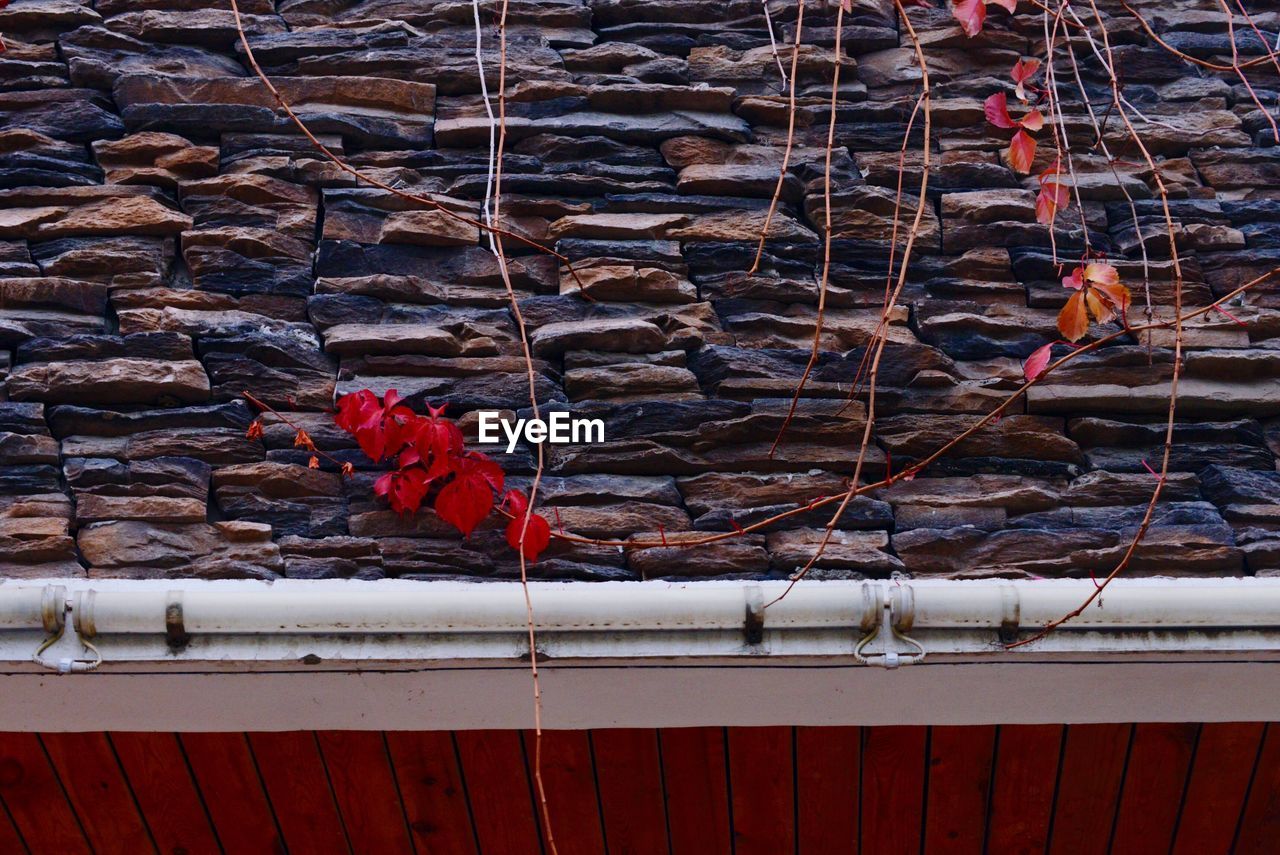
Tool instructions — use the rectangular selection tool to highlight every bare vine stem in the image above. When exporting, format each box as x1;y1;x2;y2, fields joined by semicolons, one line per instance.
749;0;805;274
226;0;590;293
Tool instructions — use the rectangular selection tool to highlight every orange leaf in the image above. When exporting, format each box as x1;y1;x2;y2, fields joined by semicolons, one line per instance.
1008;128;1037;173
1093;279;1131;315
1085;288;1114;324
1084;262;1120;287
984;92;1016;129
1057;290;1090;341
1019;108;1044;132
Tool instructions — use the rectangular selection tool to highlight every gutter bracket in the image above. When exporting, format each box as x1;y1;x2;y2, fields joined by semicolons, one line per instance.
854;584;926;669
165;591;189;651
998;583;1021;645
32;589;102;675
743;585;765;646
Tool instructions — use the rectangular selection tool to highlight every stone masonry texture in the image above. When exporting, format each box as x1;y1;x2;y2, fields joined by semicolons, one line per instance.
1;0;1279;580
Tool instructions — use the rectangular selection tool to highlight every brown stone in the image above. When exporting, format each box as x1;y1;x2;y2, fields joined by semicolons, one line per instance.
75;494;207;525
78;520;283;576
379;210;481;246
7;358;210;405
93;132;219;188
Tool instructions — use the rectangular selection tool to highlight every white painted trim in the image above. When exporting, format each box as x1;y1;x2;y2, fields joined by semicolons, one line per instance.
1;577;1278;729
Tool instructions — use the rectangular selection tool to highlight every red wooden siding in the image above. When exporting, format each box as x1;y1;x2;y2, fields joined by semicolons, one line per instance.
0;723;1274;853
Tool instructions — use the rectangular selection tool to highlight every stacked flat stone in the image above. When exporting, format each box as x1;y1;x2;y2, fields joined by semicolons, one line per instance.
1;0;1278;579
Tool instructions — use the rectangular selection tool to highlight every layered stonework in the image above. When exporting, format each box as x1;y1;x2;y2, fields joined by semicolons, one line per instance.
1;0;1278;580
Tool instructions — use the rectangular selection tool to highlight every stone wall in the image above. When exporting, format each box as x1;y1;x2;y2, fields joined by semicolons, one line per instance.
2;0;1279;579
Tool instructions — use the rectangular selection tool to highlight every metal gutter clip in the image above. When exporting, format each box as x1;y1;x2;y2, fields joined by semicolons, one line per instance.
854;583;925;669
31;587;102;675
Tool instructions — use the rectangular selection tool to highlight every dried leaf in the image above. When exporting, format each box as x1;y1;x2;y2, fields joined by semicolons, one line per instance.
1057;289;1090;341
1085;288;1113;324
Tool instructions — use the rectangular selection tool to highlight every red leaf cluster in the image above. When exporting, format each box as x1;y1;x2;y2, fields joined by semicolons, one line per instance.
333;390;552;561
984;92;1043;174
1057;263;1130;341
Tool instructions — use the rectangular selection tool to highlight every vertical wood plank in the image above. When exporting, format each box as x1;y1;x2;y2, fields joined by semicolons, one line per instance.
40;732;153;855
1172;722;1265;855
728;726;795;855
591;729;668;855
1110;723;1199;854
316;731;414;855
660;727;732;855
109;732;220;855
924;725;995;854
987;724;1063;854
1048;723;1131;855
454;729;541;855
1235;723;1280;854
181;732;284;854
248;731;350;853
385;731;478;855
860;726;926;855
0;800;25;855
523;730;606;855
797;725;859;855
0;733;91;855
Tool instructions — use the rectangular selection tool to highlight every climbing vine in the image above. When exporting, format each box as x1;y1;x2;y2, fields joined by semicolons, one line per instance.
227;0;1280;847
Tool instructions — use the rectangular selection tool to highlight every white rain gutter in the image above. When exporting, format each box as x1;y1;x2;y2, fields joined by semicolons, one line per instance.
2;576;1280;667
2;577;1279;730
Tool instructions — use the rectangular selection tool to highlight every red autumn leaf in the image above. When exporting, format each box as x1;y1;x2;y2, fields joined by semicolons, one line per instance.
374;466;432;515
335;389;418;462
1035;181;1069;225
984;92;1016;129
1007;128;1036;173
412;402;464;479
1019;108;1044;133
1062;267;1085;290
1023;342;1054;382
502;488;530;516
1011;58;1040;102
953;0;986;36
434;453;503;537
506;512;552;562
1057;289;1090;342
246;419;264;440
